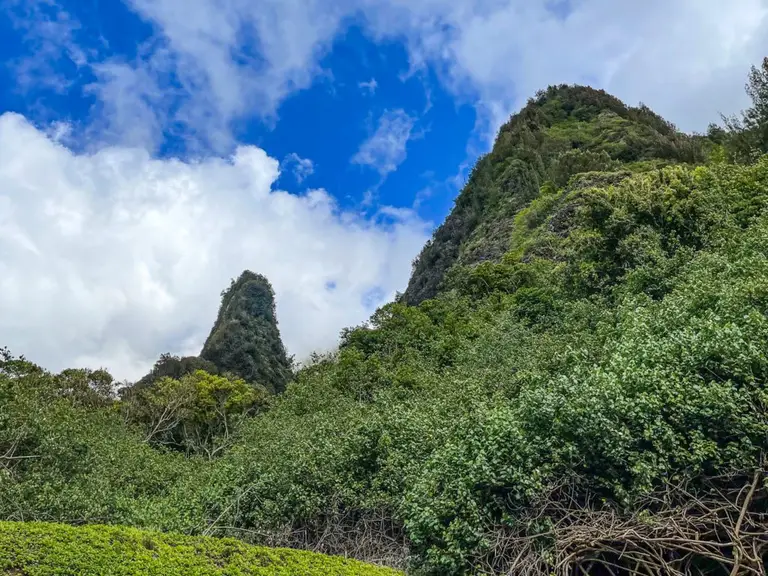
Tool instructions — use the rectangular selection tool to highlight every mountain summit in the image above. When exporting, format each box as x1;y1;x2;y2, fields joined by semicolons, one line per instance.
402;85;706;305
201;271;292;394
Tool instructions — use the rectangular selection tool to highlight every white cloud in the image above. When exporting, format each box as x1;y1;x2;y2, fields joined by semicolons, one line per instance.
103;0;350;151
17;0;768;151
352;109;417;176
84;58;169;151
282;153;315;184
93;0;768;152
0;113;429;380
362;0;768;138
7;0;89;94
359;78;378;95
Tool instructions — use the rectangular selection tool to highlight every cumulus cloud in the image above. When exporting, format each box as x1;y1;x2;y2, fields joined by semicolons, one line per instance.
0;113;429;380
352;109;417;176
282;153;315;184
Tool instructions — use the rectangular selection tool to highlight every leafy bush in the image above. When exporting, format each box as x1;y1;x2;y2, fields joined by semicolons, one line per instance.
0;522;402;576
0;354;206;532
122;370;270;458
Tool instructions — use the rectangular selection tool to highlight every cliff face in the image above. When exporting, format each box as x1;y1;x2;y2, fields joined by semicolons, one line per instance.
401;84;707;305
200;271;292;394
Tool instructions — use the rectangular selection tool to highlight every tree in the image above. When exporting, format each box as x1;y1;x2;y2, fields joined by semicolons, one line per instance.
723;57;768;162
122;370;269;459
126;353;219;394
55;368;116;408
745;58;768;133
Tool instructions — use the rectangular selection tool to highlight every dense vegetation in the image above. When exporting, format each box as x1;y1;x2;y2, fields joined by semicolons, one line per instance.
0;522;401;575
128;271;293;395
200;271;293;394
2;58;768;575
401;83;709;306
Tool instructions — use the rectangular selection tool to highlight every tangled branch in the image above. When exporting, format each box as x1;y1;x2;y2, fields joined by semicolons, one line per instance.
213;503;411;570
476;468;768;576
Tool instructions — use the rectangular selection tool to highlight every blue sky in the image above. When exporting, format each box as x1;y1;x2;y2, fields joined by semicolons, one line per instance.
0;6;476;223
1;0;768;379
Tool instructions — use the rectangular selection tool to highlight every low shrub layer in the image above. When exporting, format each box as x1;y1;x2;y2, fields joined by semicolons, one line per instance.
0;522;402;576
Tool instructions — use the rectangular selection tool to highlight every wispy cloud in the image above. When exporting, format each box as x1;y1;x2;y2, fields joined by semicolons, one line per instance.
7;0;89;94
7;0;351;153
358;77;378;95
282;152;315;184
364;0;768;139
352;109;416;177
11;0;768;152
84;57;170;151
112;0;348;152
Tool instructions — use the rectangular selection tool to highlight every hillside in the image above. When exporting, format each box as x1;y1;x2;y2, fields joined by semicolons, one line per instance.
1;59;768;576
131;270;292;395
201;271;293;394
402;84;708;305
0;522;401;576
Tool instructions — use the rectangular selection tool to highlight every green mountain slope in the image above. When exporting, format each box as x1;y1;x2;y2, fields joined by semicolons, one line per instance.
223;157;768;575
131;271;292;395
402;84;708;305
0;522;401;576
201;271;292;394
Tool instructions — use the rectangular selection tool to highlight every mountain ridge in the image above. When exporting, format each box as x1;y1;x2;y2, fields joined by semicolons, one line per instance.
401;83;709;305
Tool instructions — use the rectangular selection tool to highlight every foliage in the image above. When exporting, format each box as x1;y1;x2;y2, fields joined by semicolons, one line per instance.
129;353;220;392
122;370;270;459
0;355;206;532
723;57;768;163
402;215;768;572
0;521;401;576
3;69;768;575
548;148;620;187
205;157;768;574
201;271;293;394
402;84;708;305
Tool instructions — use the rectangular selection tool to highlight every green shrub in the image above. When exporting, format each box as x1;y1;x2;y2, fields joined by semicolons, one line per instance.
0;522;402;576
122;370;270;458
